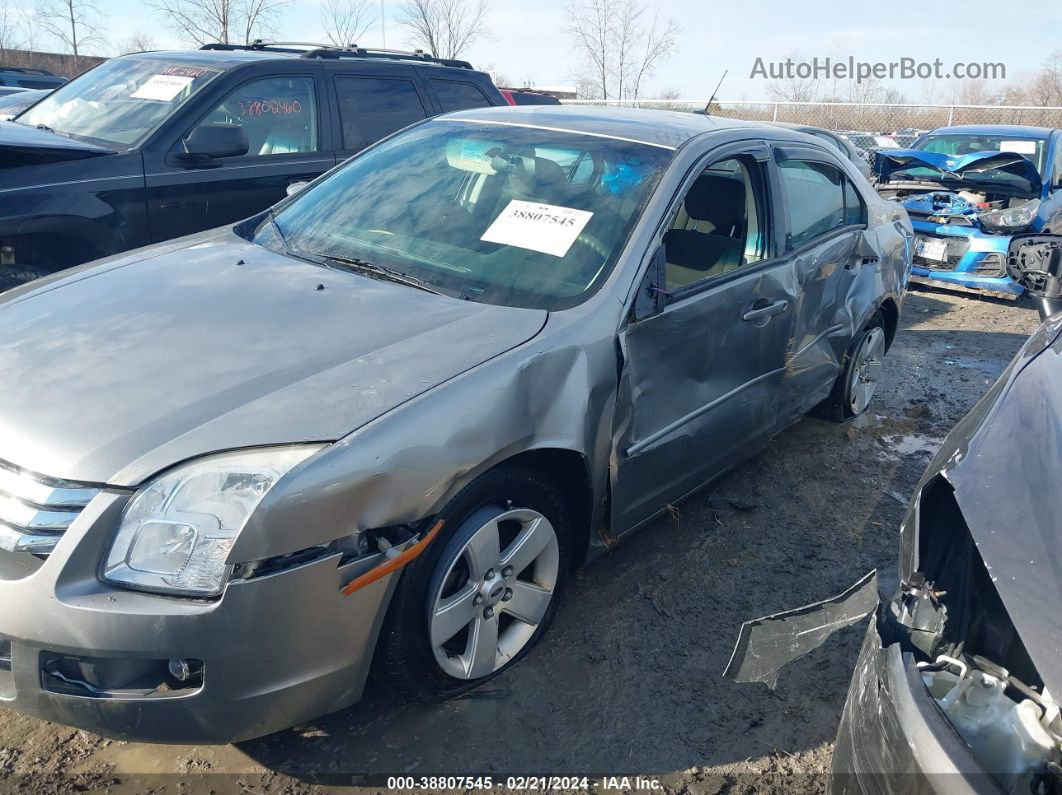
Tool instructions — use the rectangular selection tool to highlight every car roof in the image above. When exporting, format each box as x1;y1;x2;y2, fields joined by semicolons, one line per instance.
929;124;1058;138
438;105;788;149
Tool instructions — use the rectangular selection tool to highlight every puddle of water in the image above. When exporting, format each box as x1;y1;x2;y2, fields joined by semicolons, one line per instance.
882;433;943;457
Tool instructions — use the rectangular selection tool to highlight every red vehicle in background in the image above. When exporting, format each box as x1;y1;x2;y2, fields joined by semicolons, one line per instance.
499;88;561;106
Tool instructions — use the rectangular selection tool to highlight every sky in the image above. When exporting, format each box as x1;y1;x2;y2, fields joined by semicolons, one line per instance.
30;0;1062;101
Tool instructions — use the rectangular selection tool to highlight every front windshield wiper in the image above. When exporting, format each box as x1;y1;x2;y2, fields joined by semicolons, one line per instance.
307;251;445;296
267;209;289;251
35;123;55;132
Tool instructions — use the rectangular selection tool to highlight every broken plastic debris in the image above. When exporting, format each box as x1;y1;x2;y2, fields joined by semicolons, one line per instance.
723;569;878;689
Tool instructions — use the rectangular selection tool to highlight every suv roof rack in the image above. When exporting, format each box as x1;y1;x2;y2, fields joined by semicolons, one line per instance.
0;65;58;76
199;40;474;70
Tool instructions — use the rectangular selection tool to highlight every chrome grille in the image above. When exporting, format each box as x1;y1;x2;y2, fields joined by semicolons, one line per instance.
0;458;101;555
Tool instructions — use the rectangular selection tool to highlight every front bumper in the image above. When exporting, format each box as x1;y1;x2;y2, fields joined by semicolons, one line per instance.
830;616;999;795
910;221;1022;298
0;492;397;744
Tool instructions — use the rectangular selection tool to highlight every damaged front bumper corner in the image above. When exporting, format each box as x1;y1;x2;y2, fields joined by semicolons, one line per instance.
830;609;1000;795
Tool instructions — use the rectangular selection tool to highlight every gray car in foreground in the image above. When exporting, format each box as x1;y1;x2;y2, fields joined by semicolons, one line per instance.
0;106;910;743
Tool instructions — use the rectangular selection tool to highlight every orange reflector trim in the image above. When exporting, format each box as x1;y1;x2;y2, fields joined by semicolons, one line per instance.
341;520;445;596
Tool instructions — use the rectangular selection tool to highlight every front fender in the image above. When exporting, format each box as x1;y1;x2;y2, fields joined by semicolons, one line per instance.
231;326;618;563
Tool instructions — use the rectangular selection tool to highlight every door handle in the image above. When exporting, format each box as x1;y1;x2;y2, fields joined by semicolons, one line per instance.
742;299;788;323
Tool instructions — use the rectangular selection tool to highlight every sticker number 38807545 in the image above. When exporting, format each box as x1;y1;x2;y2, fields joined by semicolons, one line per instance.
480;200;594;258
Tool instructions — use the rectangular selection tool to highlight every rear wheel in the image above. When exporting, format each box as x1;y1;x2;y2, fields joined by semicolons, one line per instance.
813;313;886;422
376;465;572;702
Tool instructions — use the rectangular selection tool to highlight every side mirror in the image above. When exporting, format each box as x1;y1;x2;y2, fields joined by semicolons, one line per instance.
179;123;249;161
286;181;309;197
632;243;670;321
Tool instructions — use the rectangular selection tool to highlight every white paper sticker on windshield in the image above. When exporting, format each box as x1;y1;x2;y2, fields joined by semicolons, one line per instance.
874;136;900;148
1001;140;1037;155
481;200;594;257
131;74;194;102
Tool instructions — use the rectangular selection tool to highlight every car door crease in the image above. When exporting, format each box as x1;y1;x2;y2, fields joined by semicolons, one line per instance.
625;366;788;458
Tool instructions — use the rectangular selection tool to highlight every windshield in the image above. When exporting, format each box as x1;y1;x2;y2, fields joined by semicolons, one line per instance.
259;120;672;310
894;133;1048;186
18;58;223;148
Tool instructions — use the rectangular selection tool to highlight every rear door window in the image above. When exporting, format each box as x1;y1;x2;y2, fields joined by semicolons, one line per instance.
429;79;492;112
334;76;429;151
779;160;847;248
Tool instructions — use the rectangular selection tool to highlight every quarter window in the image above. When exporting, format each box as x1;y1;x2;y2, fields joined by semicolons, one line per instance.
779;160;863;248
663;157;766;291
430;79;492;112
334;76;428;151
197;76;318;156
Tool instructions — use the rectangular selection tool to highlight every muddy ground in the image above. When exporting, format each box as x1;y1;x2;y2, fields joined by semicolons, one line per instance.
0;287;1042;794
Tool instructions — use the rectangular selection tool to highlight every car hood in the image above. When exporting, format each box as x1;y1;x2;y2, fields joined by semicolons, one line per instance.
0;234;547;486
0;120;114;167
918;315;1062;698
876;148;1042;197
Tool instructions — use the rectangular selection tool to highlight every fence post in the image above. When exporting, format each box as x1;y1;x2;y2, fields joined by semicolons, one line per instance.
947;105;955;126
772;103;779;121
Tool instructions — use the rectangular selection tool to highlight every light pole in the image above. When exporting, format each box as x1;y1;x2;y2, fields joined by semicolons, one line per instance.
380;0;386;46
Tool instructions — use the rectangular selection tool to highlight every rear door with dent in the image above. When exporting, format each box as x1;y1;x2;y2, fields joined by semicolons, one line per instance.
772;144;874;423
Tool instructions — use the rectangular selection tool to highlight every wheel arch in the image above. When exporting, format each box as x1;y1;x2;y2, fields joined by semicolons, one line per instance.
484;447;595;570
878;296;899;352
0;215;113;272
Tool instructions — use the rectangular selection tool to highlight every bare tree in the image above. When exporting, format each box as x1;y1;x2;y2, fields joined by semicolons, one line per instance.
1;1;27;57
565;0;678;100
397;0;488;60
36;0;104;69
118;30;157;54
321;0;374;47
763;52;821;103
566;0;608;99
149;0;292;46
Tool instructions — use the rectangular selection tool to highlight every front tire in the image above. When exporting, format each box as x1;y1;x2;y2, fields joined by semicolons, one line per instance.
376;465;572;703
813;313;886;422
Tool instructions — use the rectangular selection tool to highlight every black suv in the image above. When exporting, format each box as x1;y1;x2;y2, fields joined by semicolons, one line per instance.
0;43;505;289
0;66;67;92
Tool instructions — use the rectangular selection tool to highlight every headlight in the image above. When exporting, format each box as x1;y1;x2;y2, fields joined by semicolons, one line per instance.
102;446;324;597
978;198;1040;231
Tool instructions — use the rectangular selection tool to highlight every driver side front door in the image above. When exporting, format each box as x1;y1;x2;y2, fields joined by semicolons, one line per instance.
612;146;797;534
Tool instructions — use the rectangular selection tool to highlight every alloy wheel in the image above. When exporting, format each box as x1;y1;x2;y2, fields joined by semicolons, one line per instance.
428;507;559;680
848;326;886;415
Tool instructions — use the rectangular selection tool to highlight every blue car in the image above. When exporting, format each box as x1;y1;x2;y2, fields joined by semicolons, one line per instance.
876;124;1062;298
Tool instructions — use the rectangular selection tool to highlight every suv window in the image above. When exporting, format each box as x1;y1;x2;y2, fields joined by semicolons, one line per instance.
663;157;766;291
430;79;491;112
196;76;318;157
334;76;428;151
779;160;863;248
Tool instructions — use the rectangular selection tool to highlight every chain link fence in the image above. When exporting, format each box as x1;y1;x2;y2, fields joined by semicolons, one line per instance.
562;99;1062;137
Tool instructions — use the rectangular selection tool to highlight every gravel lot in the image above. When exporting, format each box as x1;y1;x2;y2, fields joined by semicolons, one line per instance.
0;287;1042;795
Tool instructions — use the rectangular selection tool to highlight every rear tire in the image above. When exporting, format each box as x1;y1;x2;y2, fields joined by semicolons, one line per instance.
813;312;886;423
376;464;572;703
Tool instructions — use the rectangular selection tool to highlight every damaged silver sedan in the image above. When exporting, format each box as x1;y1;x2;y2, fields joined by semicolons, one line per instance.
0;106;909;742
